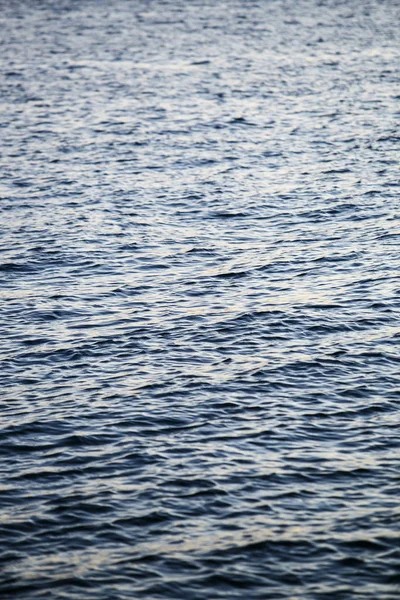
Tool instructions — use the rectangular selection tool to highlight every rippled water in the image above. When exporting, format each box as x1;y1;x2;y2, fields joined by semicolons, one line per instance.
1;0;400;597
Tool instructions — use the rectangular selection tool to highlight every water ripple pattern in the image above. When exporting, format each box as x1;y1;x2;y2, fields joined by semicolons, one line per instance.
1;0;400;598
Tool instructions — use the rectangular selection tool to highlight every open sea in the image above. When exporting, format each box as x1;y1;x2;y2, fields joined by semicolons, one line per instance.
1;0;400;598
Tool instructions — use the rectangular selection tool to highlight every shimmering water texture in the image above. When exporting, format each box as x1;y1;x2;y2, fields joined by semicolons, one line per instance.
1;0;400;598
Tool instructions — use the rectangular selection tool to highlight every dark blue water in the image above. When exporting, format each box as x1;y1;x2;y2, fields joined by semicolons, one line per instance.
1;0;400;598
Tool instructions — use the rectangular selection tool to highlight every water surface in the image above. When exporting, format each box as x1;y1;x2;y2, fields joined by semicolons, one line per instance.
1;0;400;598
